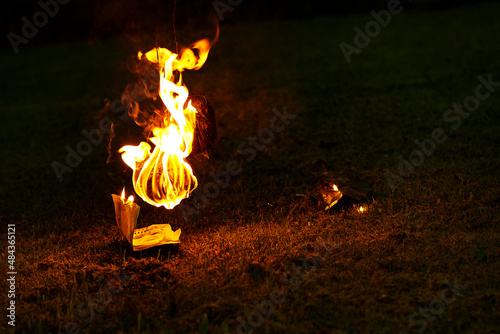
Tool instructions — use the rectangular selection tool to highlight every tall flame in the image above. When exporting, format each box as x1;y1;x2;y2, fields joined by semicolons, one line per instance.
119;38;215;209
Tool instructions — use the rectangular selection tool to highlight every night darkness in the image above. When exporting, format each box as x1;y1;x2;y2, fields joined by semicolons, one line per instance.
1;0;499;333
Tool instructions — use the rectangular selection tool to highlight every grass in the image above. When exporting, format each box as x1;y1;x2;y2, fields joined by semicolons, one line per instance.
1;2;500;333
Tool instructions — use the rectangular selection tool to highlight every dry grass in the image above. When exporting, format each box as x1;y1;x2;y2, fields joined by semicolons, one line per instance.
2;2;500;333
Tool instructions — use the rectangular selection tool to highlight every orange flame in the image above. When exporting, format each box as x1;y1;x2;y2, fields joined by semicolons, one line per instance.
120;187;134;203
119;38;215;209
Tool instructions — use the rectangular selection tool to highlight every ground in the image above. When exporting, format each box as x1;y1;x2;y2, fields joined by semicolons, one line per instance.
1;2;500;333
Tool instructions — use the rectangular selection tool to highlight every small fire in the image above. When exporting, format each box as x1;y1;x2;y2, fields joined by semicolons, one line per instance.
121;187;134;203
119;37;216;209
358;206;365;213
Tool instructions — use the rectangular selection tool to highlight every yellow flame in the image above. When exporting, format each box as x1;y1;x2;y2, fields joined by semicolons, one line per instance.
333;184;339;191
120;187;135;203
359;206;365;212
119;40;214;209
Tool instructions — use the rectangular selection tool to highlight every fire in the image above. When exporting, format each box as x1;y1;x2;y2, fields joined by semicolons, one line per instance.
119;38;216;209
120;187;134;203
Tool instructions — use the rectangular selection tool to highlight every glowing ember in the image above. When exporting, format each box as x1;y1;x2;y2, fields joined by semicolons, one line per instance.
358;206;365;212
119;38;216;209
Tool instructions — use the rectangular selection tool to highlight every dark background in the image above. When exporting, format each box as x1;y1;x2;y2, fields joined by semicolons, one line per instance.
2;1;500;333
2;0;493;51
